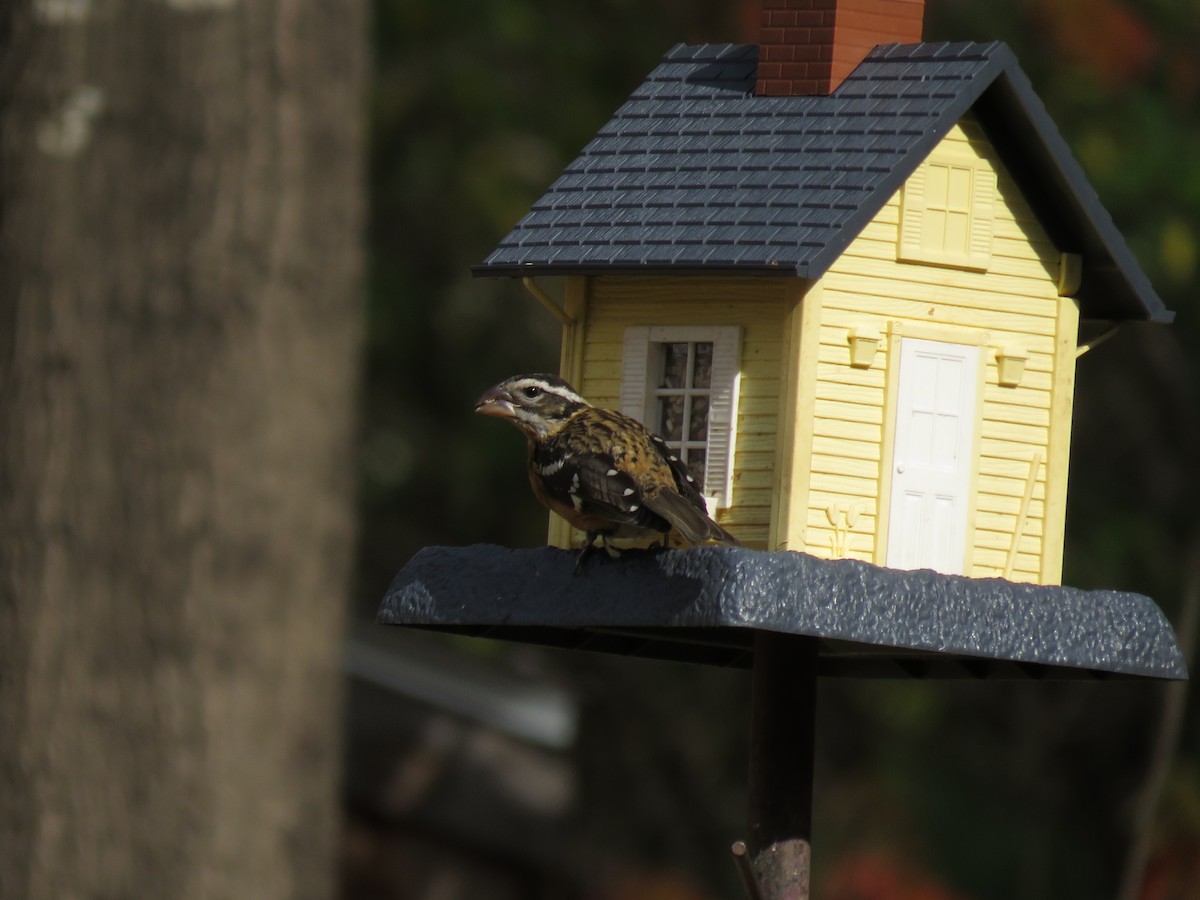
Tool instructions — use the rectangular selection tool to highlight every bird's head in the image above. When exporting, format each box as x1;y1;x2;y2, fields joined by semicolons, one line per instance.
474;374;590;439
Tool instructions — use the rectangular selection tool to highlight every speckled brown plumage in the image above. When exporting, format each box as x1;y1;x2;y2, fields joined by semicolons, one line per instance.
475;374;738;550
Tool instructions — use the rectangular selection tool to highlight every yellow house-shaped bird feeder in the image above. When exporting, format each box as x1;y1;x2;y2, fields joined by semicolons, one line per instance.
474;0;1172;586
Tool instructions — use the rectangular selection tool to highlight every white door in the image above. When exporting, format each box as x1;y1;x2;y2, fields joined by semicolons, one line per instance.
886;338;980;575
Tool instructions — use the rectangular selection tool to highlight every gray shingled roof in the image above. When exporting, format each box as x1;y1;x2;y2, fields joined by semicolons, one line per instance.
475;41;1171;323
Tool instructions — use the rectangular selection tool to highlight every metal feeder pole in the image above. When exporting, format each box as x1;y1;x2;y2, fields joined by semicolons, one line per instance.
743;631;818;899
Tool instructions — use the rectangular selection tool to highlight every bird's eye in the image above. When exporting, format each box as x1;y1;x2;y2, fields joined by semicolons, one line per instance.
522;385;541;399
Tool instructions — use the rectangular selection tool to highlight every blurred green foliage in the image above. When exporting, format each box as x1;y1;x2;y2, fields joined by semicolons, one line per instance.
360;0;737;600
363;1;1199;897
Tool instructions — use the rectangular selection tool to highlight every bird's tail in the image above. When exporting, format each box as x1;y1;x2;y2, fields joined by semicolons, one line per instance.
644;491;740;547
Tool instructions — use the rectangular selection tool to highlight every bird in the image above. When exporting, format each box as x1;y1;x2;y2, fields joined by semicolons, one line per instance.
474;373;739;560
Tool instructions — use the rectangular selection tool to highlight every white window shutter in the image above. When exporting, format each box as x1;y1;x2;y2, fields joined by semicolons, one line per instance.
705;326;741;509
620;326;651;420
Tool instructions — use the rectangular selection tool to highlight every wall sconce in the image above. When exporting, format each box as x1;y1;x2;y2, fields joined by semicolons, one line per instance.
995;348;1028;387
847;328;881;369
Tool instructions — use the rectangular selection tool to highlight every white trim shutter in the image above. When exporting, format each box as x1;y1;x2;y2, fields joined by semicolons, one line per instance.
619;326;651;419
619;325;742;510
704;326;741;511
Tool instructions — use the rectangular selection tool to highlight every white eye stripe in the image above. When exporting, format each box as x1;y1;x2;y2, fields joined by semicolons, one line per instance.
512;377;587;406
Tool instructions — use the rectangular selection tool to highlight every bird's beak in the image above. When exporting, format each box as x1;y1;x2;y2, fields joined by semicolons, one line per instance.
474;385;516;419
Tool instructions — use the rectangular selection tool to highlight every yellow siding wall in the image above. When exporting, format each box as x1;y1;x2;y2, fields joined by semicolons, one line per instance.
568;275;790;548
805;116;1074;583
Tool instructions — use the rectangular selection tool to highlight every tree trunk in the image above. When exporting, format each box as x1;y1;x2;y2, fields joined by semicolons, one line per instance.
0;3;364;898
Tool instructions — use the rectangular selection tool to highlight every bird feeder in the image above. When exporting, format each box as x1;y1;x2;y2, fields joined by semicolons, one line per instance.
380;546;1186;897
382;1;1188;895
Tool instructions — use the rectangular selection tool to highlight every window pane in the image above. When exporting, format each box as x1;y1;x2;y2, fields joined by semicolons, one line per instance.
693;342;713;388
658;396;684;441
923;208;946;253
945;210;970;255
660;343;689;388
688;395;709;440
687;449;706;490
925;163;949;207
947;165;972;212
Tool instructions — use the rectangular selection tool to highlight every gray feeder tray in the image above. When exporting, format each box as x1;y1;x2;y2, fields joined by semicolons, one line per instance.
379;545;1187;681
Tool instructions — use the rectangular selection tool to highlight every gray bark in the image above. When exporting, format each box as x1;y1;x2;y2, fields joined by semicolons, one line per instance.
0;2;364;897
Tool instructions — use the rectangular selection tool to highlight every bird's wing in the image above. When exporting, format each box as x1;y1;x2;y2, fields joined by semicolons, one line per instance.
646;432;708;507
641;433;739;545
538;407;739;545
535;449;648;526
599;414;739;547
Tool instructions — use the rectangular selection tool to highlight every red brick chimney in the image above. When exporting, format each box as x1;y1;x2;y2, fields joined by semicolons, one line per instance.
754;0;926;96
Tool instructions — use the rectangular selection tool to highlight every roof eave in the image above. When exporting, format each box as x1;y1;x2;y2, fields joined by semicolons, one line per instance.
471;42;1174;325
970;51;1174;324
471;262;811;279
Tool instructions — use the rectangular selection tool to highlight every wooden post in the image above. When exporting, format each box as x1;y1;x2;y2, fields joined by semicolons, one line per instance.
746;631;819;899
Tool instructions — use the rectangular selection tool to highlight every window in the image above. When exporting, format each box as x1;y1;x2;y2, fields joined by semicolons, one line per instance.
898;156;994;270
620;325;741;511
653;340;712;487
